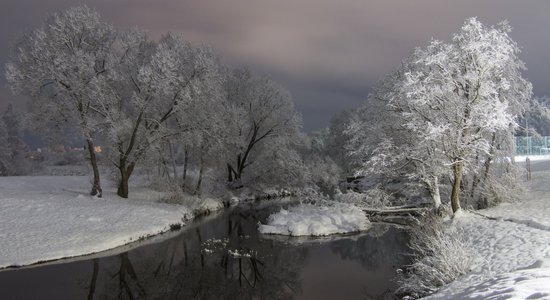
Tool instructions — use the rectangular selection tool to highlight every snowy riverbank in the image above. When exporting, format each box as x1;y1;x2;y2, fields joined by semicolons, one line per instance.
428;161;550;299
0;176;223;269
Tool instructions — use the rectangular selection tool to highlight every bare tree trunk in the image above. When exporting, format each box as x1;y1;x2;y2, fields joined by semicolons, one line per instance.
117;161;135;198
117;253;146;299
430;175;441;209
87;259;99;300
157;157;162;176
161;157;169;178
451;161;463;213
86;138;102;198
170;142;178;179
227;122;272;189
227;163;241;189
182;148;189;191
195;153;204;195
471;133;497;207
468;154;481;206
227;163;233;182
526;157;532;180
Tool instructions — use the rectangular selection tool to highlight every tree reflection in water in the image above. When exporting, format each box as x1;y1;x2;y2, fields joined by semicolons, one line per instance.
88;206;308;299
329;224;411;300
330;225;410;270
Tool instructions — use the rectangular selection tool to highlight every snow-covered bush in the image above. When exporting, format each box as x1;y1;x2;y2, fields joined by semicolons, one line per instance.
477;165;524;209
161;184;189;205
52;150;86;166
396;213;473;299
302;154;342;197
155;181;218;214
334;186;392;209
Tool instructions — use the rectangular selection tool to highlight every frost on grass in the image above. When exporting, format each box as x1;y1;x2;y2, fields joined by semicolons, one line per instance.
396;212;474;299
258;203;370;236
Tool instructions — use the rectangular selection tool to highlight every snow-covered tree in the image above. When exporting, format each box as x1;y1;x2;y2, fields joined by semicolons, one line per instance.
347;69;446;208
0;120;11;176
6;5;115;196
95;31;221;198
346;80;399;173
518;96;550;136
0;105;31;176
324;109;355;175
301;130;342;195
223;69;303;189
172;92;228;196
349;18;531;213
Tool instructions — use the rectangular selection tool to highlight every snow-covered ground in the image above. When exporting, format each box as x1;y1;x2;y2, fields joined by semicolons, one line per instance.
428;160;550;299
515;154;550;162
258;203;371;236
0;175;221;269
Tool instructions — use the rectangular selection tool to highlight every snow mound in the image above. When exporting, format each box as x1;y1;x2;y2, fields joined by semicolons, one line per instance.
195;197;224;214
258;203;370;236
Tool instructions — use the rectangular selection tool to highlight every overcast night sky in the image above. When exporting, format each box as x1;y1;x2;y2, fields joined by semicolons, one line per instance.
1;0;550;131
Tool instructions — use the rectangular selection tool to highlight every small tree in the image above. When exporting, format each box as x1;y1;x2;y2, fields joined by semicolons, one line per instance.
518;96;550;136
0;121;11;176
0;105;31;176
302;130;342;195
6;5;115;196
324;109;355;175
223;69;302;188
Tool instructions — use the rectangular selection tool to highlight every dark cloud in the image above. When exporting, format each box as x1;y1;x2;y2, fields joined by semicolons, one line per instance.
2;0;550;130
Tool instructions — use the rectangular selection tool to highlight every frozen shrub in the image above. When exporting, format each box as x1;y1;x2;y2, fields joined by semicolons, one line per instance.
478;166;524;209
162;184;187;205
334;185;392;209
53;150;85;166
396;213;473;299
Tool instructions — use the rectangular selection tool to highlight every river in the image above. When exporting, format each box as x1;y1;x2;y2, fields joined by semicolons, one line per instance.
0;200;411;299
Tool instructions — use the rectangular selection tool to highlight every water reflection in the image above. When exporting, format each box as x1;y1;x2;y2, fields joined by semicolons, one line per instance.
331;225;410;270
0;202;409;300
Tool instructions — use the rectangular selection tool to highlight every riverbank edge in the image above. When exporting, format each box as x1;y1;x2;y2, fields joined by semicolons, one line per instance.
0;186;303;271
0;201;223;271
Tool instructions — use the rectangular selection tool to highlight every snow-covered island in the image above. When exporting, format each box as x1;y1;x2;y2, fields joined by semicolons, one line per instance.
258;203;370;236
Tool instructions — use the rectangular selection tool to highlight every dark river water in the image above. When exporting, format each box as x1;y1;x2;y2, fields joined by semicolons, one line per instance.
0;200;411;300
